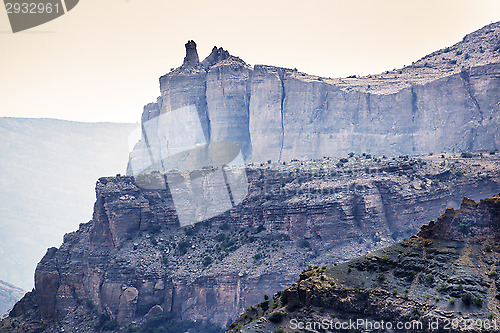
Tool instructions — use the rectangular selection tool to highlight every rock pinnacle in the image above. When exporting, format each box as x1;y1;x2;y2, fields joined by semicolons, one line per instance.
183;40;199;67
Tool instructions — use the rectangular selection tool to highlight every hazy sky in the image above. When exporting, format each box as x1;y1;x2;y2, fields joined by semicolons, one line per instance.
0;0;499;123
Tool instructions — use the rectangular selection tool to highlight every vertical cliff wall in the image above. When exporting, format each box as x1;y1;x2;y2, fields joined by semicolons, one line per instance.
129;22;500;166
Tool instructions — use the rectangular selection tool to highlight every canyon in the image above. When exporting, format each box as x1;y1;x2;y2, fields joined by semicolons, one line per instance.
1;153;499;332
1;21;499;333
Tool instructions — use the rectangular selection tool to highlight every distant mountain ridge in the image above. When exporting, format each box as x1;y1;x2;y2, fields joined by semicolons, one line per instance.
0;281;24;319
130;22;500;166
0;117;135;291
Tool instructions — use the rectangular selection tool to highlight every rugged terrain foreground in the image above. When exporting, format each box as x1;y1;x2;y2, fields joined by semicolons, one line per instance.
229;193;500;333
0;153;499;332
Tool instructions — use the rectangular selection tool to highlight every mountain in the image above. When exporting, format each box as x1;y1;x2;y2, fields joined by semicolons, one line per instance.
0;152;499;332
229;193;500;333
130;22;500;166
0;118;136;291
0;281;24;319
1;22;499;333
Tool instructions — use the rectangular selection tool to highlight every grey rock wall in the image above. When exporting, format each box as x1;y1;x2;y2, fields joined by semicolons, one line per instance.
130;22;500;166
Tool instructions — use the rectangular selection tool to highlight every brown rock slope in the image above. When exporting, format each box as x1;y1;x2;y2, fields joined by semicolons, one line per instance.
230;193;500;333
0;153;499;332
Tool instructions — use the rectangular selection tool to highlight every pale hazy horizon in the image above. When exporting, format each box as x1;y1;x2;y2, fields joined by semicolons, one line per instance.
0;0;499;123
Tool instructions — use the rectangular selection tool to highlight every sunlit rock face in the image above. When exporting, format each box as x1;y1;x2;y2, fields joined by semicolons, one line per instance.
130;22;500;164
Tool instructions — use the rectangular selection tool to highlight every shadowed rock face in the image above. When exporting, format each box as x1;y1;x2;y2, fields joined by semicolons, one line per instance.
230;194;500;333
130;22;500;164
1;153;500;332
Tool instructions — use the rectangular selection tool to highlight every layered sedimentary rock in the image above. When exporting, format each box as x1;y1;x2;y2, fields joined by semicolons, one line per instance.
130;22;500;166
2;153;500;332
230;193;500;333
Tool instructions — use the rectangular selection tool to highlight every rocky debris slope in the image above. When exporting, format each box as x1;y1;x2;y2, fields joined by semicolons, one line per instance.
0;152;499;332
131;22;500;165
0;118;136;291
0;281;24;319
230;193;500;333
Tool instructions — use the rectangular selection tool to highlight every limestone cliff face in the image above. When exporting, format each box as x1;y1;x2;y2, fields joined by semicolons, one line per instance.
206;57;252;158
2;154;500;332
131;22;500;165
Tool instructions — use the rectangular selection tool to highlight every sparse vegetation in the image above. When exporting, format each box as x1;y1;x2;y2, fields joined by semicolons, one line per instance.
297;239;310;248
202;256;212;267
268;312;286;323
458;218;472;235
259;301;269;311
461;152;474;158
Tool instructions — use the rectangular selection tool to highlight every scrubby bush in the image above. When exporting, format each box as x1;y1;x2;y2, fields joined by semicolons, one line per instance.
297;239;310;248
461;152;474;158
177;241;190;255
458;218;472;235
269;312;286;323
461;292;473;305
259;301;269;311
202;256;212;267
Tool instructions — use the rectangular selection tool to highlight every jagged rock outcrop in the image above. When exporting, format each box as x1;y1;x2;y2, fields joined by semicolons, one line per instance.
201;46;231;68
182;40;199;67
230;193;500;333
1;153;500;332
130;22;500;165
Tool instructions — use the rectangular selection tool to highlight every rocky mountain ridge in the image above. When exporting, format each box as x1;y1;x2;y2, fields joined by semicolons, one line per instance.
1;152;499;332
229;193;500;332
132;22;500;165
